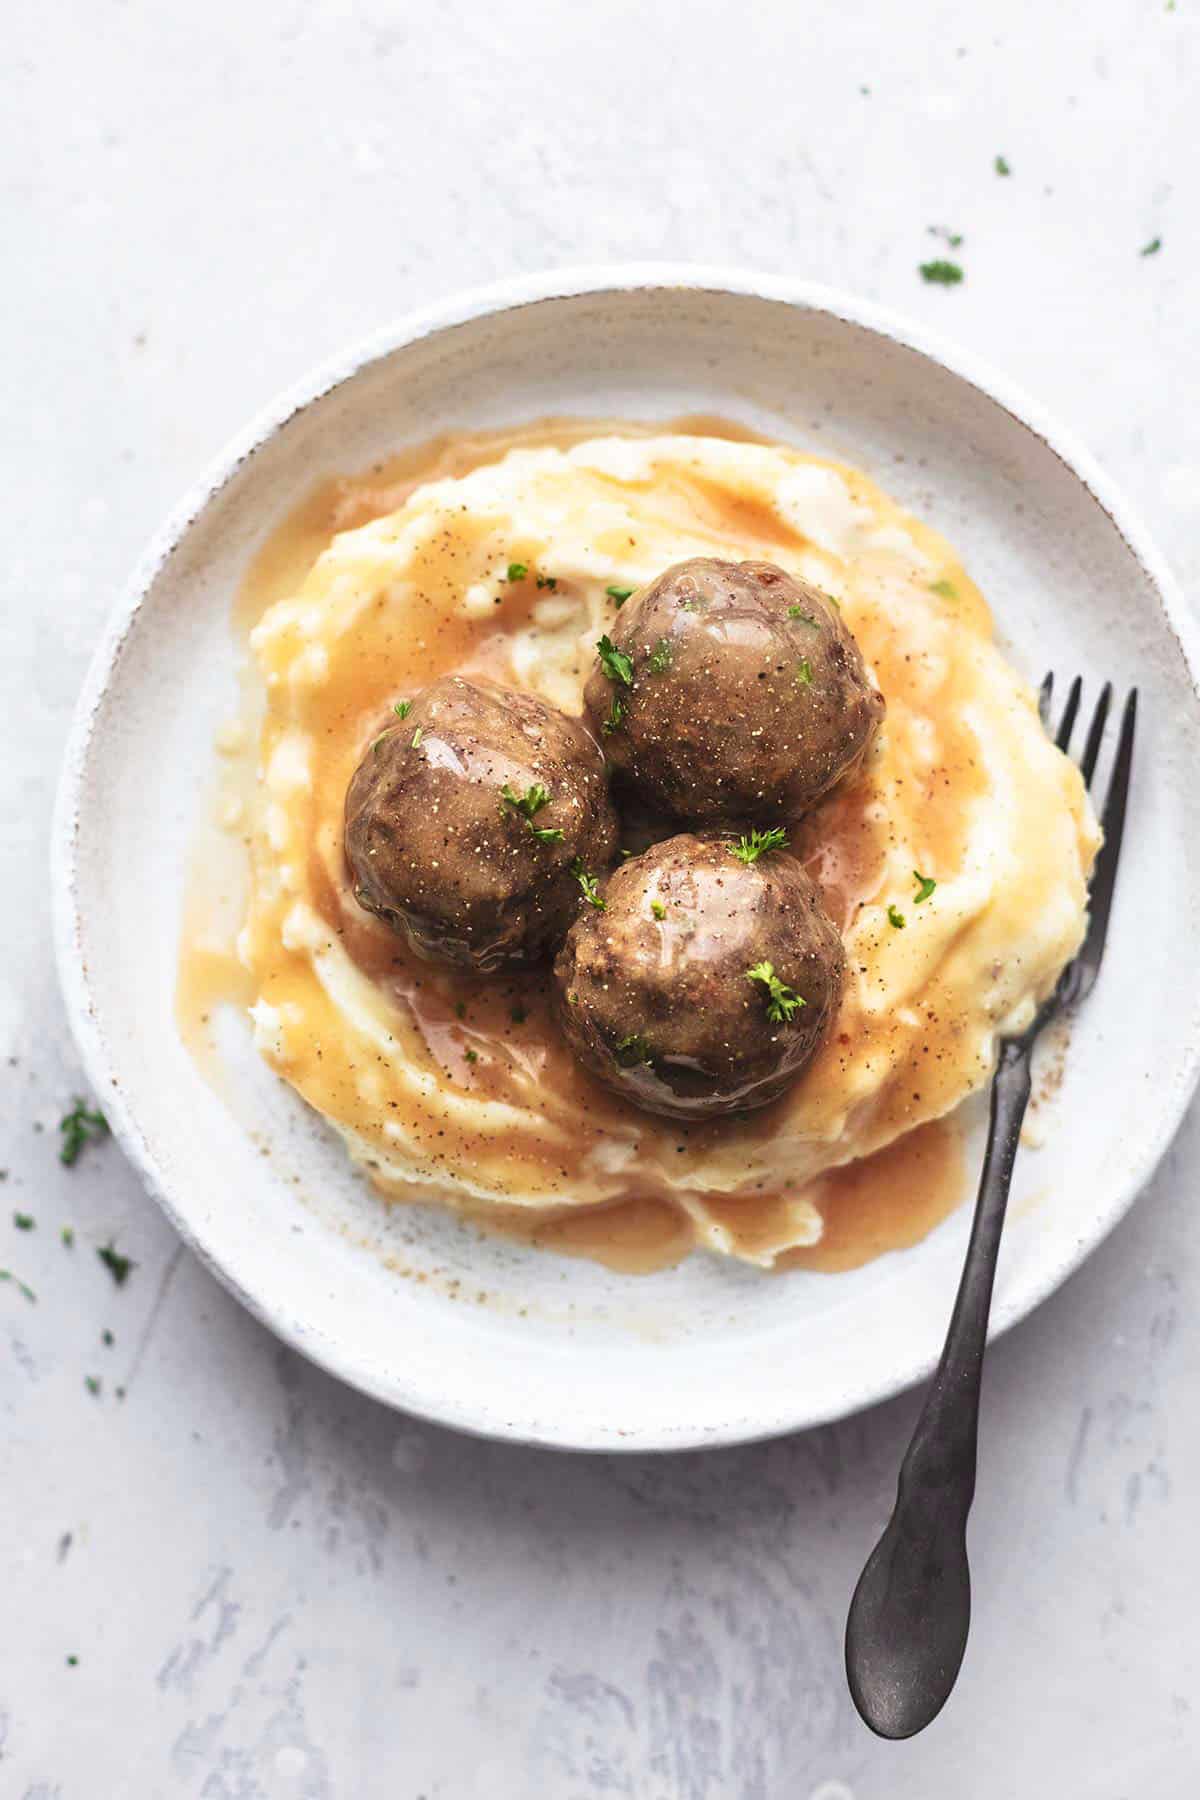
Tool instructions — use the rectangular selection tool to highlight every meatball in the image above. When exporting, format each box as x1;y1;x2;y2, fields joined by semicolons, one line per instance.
345;675;618;972
583;557;884;822
553;832;844;1120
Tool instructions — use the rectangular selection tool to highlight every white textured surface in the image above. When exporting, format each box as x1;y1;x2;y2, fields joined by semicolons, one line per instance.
3;1;1199;1793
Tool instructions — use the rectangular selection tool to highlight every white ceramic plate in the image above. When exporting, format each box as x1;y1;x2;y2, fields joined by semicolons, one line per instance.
53;267;1200;1451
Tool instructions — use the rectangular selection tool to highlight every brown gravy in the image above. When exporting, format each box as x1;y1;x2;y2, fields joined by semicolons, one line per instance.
178;416;973;1274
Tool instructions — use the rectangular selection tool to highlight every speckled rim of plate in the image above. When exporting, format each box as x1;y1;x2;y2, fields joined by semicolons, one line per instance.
51;264;1200;1451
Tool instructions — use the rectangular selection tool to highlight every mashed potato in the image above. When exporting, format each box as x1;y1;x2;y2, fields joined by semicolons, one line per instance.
235;433;1099;1267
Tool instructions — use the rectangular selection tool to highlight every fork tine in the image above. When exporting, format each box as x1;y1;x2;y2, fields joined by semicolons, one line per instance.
1073;689;1137;987
1038;671;1054;726
1079;682;1113;789
1055;676;1083;753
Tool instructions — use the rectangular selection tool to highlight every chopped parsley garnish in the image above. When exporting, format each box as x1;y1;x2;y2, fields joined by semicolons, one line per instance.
500;781;564;843
536;573;558;590
61;1226;75;1248
59;1099;109;1167
645;638;673;676
920;259;964;286
1140;236;1162;257
510;1003;527;1025
822;589;841;611
393;699;412;719
84;1376;101;1397
614;1033;652;1067
506;562;528;582
13;1212;34;1231
994;154;1011;176
787;605;817;624
410;728;424;749
796;659;813;685
601;695;624;736
596;635;634;686
571;860;605;909
913;870;937;904
650;899;667;920
746;961;806;1023
464;1049;478;1065
732;827;789;865
929;577;958;599
887;903;907;929
454;1001;467;1019
102;1329;114;1346
500;781;550;824
66;1655;79;1667
929;225;964;249
0;1269;36;1303
97;1242;134;1288
606;584;635;605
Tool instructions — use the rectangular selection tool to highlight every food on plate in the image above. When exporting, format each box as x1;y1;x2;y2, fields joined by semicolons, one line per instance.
186;424;1100;1269
583;557;885;822
345;674;617;971
553;831;845;1120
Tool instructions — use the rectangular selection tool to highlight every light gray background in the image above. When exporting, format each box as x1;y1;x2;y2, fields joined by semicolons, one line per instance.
4;2;1199;1795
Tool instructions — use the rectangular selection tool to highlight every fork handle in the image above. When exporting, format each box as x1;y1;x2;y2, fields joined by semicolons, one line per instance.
845;1036;1032;1736
931;1036;1032;1426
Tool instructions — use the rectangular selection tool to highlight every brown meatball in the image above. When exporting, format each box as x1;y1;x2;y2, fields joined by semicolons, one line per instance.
345;676;618;972
583;557;884;822
553;832;844;1120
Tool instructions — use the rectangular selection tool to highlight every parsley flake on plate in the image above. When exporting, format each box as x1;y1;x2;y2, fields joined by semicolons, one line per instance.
59;1098;109;1168
732;827;789;865
888;904;907;929
97;1242;134;1288
746;961;806;1023
596;636;634;686
919;259;964;287
601;695;624;736
571;860;605;909
500;781;564;844
606;584;635;605
913;870;937;904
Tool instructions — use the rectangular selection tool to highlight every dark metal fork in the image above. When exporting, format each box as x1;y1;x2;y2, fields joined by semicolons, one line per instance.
844;676;1137;1740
